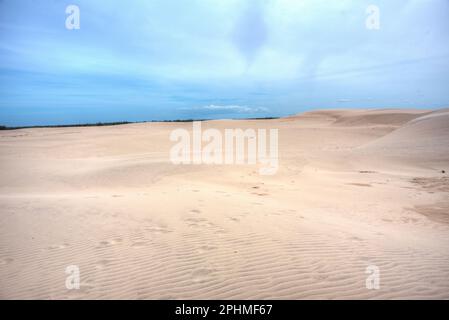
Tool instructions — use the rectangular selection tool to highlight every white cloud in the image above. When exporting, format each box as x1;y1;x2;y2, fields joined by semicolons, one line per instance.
180;104;269;113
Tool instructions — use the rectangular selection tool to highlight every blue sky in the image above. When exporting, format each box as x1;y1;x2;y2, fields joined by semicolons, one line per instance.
0;0;448;126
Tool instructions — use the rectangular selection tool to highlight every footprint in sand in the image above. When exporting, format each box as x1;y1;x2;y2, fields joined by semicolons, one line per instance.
97;238;122;248
98;241;112;247
313;274;330;281
185;217;207;227
192;268;215;283
48;244;69;250
146;225;172;234
197;245;217;254
95;259;112;270
130;241;149;248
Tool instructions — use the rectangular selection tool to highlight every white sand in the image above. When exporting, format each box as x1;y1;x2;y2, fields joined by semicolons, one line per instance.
1;108;448;299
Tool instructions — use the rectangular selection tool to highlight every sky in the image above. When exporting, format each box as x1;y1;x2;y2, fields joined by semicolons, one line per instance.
0;0;448;126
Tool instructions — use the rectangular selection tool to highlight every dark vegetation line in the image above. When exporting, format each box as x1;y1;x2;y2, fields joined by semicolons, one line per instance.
0;117;280;130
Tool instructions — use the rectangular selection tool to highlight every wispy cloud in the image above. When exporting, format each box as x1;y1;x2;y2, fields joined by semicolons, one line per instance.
179;104;269;113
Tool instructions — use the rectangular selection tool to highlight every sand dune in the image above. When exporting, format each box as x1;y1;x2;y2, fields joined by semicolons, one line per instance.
359;109;449;165
1;109;448;299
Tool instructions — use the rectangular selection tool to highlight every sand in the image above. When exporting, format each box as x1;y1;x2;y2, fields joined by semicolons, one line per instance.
1;108;448;299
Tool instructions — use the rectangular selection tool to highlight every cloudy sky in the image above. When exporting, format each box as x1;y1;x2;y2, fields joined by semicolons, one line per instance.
0;0;448;126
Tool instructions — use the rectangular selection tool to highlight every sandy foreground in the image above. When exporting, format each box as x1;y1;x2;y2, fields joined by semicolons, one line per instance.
0;108;448;299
